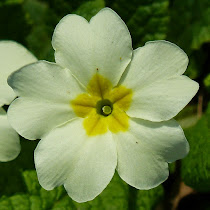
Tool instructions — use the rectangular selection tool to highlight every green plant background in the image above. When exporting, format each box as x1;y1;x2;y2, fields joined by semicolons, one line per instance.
0;0;209;209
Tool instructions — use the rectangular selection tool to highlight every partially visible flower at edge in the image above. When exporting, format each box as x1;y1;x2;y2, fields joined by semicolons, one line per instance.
7;8;199;202
0;41;37;162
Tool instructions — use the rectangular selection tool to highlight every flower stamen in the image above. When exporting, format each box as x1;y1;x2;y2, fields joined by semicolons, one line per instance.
96;99;113;116
102;106;112;115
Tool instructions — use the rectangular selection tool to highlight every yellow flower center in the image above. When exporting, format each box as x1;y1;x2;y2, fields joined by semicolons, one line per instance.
71;74;133;136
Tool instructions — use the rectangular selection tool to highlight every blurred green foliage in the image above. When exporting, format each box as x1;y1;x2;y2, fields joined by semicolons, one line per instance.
204;74;210;92
167;0;210;82
108;0;170;48
0;0;210;209
0;170;163;210
181;104;210;192
136;186;164;210
0;0;24;6
167;0;210;51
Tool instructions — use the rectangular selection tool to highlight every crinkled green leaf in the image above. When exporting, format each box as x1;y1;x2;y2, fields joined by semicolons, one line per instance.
181;104;210;192
0;170;164;209
0;171;128;209
107;0;169;48
127;0;169;48
168;0;210;51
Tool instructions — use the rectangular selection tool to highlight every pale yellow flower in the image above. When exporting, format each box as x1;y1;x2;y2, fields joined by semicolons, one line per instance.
8;8;198;202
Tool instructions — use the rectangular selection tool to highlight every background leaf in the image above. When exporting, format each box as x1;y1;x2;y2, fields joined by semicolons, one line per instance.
0;170;164;210
106;0;169;48
181;104;210;192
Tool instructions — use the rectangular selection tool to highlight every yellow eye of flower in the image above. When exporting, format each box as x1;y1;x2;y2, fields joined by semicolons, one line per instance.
71;74;133;136
96;99;113;116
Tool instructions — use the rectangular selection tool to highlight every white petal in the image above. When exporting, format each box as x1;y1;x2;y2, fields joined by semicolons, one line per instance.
0;41;37;106
127;76;199;121
129;118;189;163
0;108;20;162
115;133;167;189
8;61;83;101
52;8;132;87
35;119;117;203
115;118;189;189
121;40;189;88
8;61;84;140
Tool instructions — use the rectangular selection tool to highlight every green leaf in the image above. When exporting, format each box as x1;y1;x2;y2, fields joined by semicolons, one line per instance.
0;170;164;209
136;185;164;210
181;104;210;192
127;0;169;48
0;138;38;196
168;0;210;52
0;171;128;209
107;0;170;48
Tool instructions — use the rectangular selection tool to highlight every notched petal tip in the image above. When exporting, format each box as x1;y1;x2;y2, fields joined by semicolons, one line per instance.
52;14;89;51
52;7;133;87
89;7;121;22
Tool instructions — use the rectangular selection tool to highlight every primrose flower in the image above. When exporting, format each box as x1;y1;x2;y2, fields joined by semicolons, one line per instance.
0;41;37;161
8;8;199;202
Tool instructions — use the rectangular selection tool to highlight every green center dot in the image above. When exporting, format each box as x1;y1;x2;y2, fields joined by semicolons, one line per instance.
96;99;113;116
102;106;112;115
